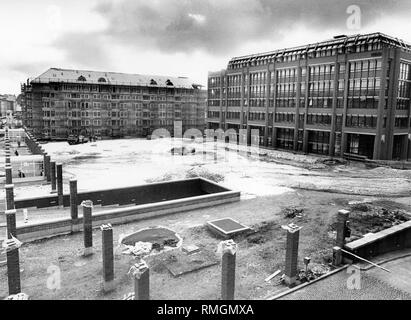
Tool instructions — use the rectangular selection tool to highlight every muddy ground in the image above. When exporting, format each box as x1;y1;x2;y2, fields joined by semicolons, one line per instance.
1;189;410;300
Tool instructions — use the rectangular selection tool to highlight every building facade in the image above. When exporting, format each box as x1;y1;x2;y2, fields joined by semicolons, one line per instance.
21;68;206;139
0;94;16;117
207;33;411;161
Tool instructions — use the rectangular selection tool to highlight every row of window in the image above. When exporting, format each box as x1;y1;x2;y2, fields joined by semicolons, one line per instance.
248;112;266;121
348;78;381;97
308;131;331;155
277;68;299;83
249;72;267;85
308;81;334;97
227;74;242;87
347;97;380;109
59;84;194;95
276;128;294;150
307;114;332;125
345;115;379;128
275;112;295;123
226;112;241;120
394;116;408;128
399;62;411;81
249;85;266;98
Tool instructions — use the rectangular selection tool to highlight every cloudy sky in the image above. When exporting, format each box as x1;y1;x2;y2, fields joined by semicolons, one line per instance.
1;0;411;95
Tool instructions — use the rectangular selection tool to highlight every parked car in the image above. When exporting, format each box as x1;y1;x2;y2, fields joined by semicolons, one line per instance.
67;134;89;145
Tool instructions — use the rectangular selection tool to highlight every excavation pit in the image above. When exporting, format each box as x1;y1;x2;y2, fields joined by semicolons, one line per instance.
121;226;183;258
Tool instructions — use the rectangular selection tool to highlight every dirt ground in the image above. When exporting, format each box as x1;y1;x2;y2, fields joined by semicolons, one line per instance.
1;189;410;300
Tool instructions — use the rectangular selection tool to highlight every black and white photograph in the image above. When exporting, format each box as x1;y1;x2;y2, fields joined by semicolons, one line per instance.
1;0;411;312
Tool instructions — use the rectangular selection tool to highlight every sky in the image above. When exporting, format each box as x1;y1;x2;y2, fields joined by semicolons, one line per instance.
1;0;411;95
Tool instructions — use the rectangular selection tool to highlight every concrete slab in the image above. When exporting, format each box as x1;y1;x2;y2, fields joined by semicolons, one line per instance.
182;244;200;255
165;249;219;277
207;217;250;239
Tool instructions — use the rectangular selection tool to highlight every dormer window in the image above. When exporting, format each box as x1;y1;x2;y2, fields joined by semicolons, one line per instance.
78;75;86;82
150;79;157;85
98;77;107;83
166;79;173;86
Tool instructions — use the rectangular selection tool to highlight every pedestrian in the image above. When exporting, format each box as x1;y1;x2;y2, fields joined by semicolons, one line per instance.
14;150;19;156
18;170;22;178
23;209;28;224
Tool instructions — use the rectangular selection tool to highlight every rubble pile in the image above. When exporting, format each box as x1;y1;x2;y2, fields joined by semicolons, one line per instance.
330;203;411;236
282;207;304;219
297;263;331;283
185;167;224;183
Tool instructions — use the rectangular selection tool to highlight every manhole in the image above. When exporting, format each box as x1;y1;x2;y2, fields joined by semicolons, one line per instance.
207;217;250;239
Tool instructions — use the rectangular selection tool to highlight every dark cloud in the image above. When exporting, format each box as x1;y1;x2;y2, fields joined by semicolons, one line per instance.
93;0;411;53
53;0;411;63
52;31;111;69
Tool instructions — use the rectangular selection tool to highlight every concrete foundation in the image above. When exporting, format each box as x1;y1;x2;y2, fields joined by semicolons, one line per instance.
101;224;114;292
56;163;63;206
283;224;301;287
50;161;57;193
130;260;150;300
221;240;237;300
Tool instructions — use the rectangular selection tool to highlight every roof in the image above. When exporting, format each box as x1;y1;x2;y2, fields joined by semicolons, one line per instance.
30;68;202;89
228;32;411;67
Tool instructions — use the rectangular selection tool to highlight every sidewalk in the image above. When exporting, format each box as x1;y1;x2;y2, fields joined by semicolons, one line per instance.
275;249;411;300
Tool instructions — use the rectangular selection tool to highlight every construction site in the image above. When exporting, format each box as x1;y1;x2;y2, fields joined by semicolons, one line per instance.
0;127;410;300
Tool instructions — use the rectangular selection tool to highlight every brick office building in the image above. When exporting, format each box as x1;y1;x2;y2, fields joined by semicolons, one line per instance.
207;33;411;161
21;68;206;139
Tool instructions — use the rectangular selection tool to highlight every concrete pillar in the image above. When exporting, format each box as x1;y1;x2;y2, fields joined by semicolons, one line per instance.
44;154;51;181
6;209;17;239
69;179;78;220
5;238;21;295
101;224;114;292
50;161;57;193
82;200;93;256
221;240;237;300
56;163;63;205
5;184;15;210
5;164;12;184
332;246;343;267
283;224;301;287
336;209;350;248
70;178;80;233
129;260;150;300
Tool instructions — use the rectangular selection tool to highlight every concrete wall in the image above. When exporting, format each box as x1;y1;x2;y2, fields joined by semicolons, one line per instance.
344;220;411;260
16;188;241;242
14;178;231;209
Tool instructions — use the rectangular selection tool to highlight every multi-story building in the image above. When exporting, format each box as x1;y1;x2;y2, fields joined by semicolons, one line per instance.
207;32;411;161
0;94;16;117
21;68;206;139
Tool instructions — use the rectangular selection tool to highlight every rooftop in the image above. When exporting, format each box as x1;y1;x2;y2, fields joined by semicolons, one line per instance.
228;32;411;68
30;68;203;89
